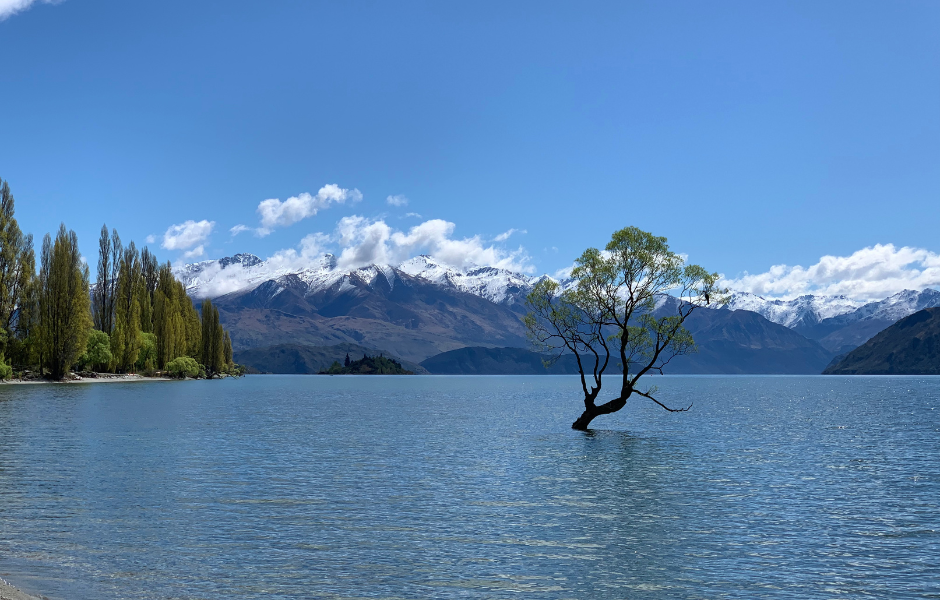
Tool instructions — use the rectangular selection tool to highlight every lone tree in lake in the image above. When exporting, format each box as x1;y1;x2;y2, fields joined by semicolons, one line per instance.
525;226;725;430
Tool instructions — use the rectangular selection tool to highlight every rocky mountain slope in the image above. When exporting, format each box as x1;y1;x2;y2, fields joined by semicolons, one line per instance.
823;308;940;375
209;264;530;363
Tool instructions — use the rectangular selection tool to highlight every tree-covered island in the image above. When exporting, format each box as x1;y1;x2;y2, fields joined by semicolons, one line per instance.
0;176;240;381
320;353;415;375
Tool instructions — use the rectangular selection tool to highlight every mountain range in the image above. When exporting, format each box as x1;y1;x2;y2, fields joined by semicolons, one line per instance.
176;254;940;372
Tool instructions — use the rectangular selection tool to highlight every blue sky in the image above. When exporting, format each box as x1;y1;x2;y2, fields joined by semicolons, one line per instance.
1;1;938;298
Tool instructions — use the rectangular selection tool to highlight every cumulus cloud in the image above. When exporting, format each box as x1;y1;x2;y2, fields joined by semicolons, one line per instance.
341;217;533;272
494;228;526;242
386;194;408;207
404;212;422;219
721;244;940;301
265;215;534;274
229;224;251;236
161;219;215;251
145;234;156;244
182;245;205;260
0;0;61;20
256;184;362;236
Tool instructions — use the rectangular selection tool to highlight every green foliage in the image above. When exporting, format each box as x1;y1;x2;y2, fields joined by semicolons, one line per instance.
166;356;199;378
0;352;12;380
0;178;36;360
223;330;233;366
82;329;112;371
39;224;92;379
93;225;121;335
111;242;143;372
525;226;725;427
137;332;156;371
320;354;414;375
153;262;201;369
200;299;227;374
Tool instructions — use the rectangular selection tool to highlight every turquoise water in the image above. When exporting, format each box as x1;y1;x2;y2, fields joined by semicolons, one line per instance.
0;375;938;599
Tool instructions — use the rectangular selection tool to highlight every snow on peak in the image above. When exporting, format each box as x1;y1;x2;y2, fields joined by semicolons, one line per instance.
721;291;864;328
398;254;538;304
850;288;940;322
176;252;541;304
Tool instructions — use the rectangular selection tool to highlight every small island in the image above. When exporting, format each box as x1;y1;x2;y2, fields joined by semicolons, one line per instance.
320;353;414;375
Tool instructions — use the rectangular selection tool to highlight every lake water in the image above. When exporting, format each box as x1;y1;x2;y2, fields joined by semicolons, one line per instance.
0;375;938;599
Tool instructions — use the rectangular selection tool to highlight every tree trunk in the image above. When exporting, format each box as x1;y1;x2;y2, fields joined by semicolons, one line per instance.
571;395;629;430
572;409;601;430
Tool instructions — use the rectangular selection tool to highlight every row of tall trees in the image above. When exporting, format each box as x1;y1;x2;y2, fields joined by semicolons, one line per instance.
0;175;235;379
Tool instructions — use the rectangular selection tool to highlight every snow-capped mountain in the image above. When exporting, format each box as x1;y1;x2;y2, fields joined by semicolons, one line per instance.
175;253;547;305
398;255;548;305
847;288;940;323
720;292;864;328
721;289;940;332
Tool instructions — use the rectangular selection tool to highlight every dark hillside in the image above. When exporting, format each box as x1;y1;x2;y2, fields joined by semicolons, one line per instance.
234;343;428;375
823;308;940;374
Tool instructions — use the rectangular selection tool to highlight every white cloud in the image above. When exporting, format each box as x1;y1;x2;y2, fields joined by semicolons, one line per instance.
721;243;940;301
0;0;61;21
229;224;251;236
182;245;205;260
494;228;526;242
256;184;362;236
263;215;534;274
404;212;422;219
333;216;534;272
161;219;215;251
145;234;156;244
386;194;408;207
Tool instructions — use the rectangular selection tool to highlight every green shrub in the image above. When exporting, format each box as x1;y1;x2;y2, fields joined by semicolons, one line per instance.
0;353;12;381
137;332;156;371
81;330;112;372
166;356;199;379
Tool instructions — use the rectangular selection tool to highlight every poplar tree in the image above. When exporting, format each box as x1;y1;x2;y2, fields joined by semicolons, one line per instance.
93;226;122;335
141;247;158;303
211;308;224;373
94;225;111;332
111;242;143;372
153;262;200;369
223;330;233;367
39;225;92;379
12;239;39;367
138;279;153;333
0;178;36;356
200;298;213;368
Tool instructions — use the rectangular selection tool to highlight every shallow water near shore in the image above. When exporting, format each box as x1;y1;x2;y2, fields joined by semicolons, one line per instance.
0;374;938;599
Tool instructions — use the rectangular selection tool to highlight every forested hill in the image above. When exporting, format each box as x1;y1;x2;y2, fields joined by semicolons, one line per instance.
823;308;940;375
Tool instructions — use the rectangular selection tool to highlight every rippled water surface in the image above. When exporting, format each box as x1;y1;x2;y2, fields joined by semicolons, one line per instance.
0;375;938;599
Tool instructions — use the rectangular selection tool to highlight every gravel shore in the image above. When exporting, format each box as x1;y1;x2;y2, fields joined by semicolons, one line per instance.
2;373;173;385
0;577;40;600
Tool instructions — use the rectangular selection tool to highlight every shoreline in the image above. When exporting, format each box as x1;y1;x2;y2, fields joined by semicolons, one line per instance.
2;373;174;385
0;576;40;600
